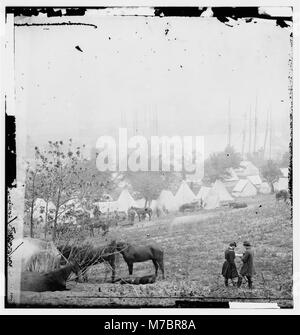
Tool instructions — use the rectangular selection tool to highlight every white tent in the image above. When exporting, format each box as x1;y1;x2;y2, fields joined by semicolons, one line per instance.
157;190;178;212
174;180;196;206
196;186;211;201
203;188;220;209
247;175;262;188
150;199;158;211
96;201;119;213
274;178;288;192
117;189;137;211
259;182;272;194
232;179;257;197
212;180;233;202
280;168;289;178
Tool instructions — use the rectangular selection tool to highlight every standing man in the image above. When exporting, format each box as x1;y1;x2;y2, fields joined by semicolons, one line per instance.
237;241;255;289
221;242;239;287
127;207;135;225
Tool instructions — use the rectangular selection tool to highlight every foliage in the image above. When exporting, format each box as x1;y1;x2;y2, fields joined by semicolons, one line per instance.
124;171;166;205
246;149;267;169
204;146;242;183
24;139;114;240
260;160;282;193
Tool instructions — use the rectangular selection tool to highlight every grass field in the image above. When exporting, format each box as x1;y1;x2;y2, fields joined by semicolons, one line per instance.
20;194;293;307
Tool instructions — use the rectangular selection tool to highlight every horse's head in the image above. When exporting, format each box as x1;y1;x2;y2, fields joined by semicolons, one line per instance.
115;241;130;252
69;260;82;281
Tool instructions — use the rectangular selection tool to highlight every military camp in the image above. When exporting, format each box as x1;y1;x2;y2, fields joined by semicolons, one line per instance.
7;7;292;308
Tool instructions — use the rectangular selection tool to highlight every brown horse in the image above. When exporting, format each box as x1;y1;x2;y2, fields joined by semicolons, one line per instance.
21;261;81;292
58;242;116;282
115;242;165;279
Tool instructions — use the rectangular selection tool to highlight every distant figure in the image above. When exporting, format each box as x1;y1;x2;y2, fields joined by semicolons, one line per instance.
237;241;255;289
221;242;239;287
127;208;135;224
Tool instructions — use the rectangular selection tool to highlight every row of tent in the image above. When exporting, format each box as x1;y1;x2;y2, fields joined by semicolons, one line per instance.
32;167;289;222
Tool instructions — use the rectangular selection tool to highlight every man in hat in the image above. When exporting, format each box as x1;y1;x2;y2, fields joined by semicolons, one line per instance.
221;242;240;287
237;241;255;289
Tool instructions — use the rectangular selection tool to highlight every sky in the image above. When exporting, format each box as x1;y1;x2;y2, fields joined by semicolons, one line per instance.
14;9;292;160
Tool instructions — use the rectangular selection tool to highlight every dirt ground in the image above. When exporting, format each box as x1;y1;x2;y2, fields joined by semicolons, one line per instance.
18;194;293;307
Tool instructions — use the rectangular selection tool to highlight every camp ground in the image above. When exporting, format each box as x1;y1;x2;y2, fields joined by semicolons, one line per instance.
10;7;292;308
18;161;292;307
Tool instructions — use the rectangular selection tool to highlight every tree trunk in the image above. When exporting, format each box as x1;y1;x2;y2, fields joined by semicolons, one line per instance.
270;182;275;194
30;174;36;238
30;198;35;238
52;189;61;241
44;201;48;240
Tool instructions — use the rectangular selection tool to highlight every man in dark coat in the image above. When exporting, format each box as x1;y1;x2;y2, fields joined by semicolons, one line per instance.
237;241;255;289
221;242;240;287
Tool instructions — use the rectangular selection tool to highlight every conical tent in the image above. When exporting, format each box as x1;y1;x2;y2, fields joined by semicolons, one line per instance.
174;181;196;206
203;188;220;209
212;180;233;202
117;189;137;211
157;190;178;212
96;201;119;213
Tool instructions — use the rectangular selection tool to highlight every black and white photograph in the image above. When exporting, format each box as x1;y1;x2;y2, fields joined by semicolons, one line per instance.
1;2;298;313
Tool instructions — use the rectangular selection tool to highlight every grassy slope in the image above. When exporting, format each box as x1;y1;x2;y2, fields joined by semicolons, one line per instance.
20;195;292;306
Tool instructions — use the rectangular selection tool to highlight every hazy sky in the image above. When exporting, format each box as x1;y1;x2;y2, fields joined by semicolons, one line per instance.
14;9;291;159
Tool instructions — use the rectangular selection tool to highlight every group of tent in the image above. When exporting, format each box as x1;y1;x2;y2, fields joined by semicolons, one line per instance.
32;164;290;222
112;180;235;213
229;166;289;197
